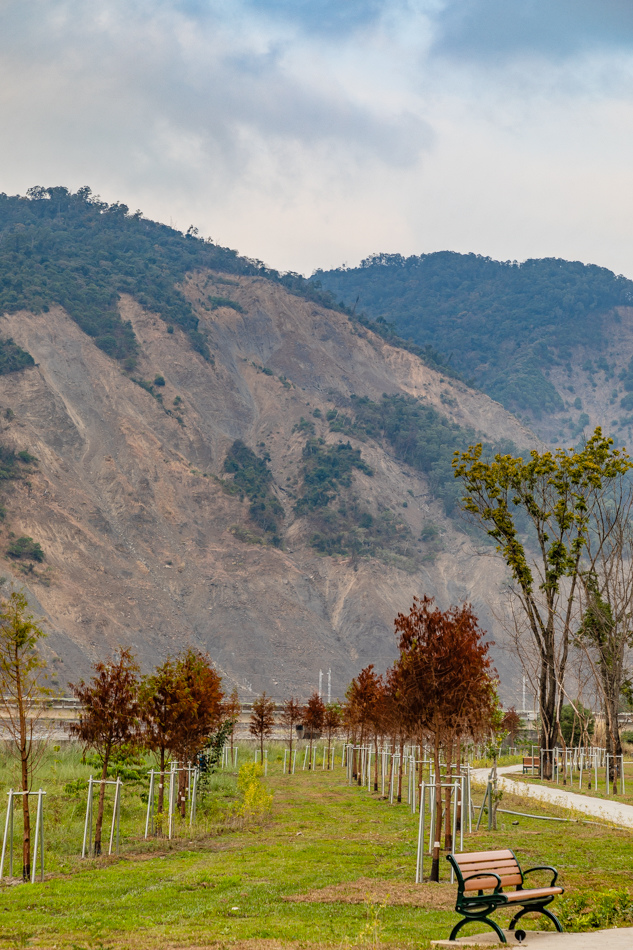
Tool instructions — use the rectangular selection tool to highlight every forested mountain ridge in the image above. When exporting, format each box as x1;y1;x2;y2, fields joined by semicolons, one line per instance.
0;189;538;701
312;252;633;443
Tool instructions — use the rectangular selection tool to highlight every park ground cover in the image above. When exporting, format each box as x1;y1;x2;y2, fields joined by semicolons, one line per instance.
511;761;633;804
0;747;632;948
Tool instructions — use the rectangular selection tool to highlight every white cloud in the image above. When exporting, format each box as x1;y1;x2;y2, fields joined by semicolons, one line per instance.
1;1;633;276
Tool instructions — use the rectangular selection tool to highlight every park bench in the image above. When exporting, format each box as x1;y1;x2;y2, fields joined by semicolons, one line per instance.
522;757;539;775
446;848;564;943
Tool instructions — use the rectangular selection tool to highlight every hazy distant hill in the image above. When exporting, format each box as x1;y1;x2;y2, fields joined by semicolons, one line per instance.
313;252;633;444
0;188;538;702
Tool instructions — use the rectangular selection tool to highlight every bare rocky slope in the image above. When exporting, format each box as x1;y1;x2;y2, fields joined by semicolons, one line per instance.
0;273;538;702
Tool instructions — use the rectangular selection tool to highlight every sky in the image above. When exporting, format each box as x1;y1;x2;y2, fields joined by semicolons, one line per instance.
3;1;633;276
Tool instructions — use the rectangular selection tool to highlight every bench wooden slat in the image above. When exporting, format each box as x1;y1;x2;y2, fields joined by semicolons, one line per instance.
464;873;522;891
505;887;563;902
452;849;514;864
460;859;520;872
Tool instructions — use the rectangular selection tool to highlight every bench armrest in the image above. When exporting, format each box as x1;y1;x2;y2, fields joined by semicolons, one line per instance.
461;871;503;894
522;866;558;887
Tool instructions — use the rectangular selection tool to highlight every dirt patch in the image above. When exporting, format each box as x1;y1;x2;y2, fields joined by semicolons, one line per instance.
283;877;454;909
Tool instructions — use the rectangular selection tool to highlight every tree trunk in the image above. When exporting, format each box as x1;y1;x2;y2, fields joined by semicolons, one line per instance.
602;655;623;794
387;738;395;801
539;643;558;780
444;742;453;850
373;733;379;792
430;732;442;882
357;728;365;786
94;754;109;856
19;710;30;881
455;739;462;833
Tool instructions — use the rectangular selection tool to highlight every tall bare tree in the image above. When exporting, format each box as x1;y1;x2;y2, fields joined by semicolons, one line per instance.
577;485;633;790
70;648;141;854
0;591;49;880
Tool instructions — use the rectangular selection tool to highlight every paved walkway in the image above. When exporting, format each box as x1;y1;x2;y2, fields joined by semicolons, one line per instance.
432;926;633;947
471;764;633;828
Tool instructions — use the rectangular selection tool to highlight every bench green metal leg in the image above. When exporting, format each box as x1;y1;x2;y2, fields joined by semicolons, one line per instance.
509;906;564;933
449;915;507;944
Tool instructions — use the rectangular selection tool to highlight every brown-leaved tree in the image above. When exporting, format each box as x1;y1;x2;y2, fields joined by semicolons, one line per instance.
280;696;304;772
302;691;325;768
70;648;141;855
249;692;276;759
395;597;497;881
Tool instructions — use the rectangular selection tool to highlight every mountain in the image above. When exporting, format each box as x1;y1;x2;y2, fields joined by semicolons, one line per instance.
0;188;538;702
312;252;633;444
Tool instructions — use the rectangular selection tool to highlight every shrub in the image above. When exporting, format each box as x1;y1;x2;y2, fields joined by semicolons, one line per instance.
7;536;45;562
236;763;272;819
154;374;165;386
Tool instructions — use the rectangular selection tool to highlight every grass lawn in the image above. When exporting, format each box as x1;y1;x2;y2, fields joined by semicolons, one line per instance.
511;760;633;805
0;747;632;948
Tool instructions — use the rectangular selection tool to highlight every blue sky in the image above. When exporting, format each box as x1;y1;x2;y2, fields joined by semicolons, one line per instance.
2;1;633;275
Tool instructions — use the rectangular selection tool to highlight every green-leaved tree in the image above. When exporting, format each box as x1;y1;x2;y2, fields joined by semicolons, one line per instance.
453;429;630;777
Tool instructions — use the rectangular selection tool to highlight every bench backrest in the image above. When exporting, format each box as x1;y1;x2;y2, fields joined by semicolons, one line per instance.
523;757;538;765
451;849;522;891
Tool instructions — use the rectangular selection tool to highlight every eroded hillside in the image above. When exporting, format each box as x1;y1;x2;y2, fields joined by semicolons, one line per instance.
0;274;537;700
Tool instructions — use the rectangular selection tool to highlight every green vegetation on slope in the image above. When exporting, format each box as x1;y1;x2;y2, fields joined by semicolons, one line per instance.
0;337;34;375
294;438;413;559
223;439;284;545
329;393;486;516
0;186;337;368
313;252;633;417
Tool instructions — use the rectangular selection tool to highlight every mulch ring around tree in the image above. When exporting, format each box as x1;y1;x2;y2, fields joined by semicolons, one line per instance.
283;877;455;909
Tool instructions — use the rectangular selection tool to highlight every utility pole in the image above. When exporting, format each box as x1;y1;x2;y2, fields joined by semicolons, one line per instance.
522;676;526;711
318;669;322;699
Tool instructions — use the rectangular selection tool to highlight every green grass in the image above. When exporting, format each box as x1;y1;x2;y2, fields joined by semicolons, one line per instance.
511;759;633;804
0;744;631;947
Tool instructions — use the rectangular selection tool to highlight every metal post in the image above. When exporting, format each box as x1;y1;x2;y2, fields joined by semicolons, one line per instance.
189;770;198;826
415;782;426;883
450;781;459;884
168;770;175;840
145;771;155;839
621;754;626;794
32;790;44;883
476;782;489;831
459;775;465;852
109;778;121;856
82;778;93;858
0;790;12;880
292;749;297;774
